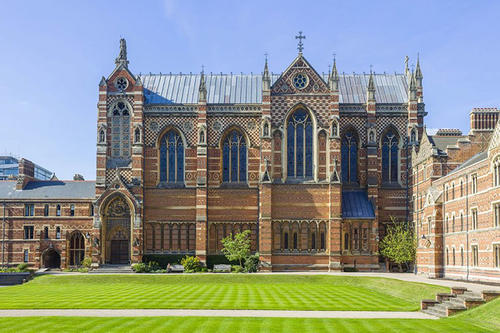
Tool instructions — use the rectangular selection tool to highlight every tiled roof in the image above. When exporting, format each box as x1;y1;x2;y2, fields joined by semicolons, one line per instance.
139;73;409;105
429;135;465;154
342;190;375;219
0;181;95;200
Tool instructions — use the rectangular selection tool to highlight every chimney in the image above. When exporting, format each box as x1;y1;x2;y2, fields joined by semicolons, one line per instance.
16;158;35;190
470;108;500;134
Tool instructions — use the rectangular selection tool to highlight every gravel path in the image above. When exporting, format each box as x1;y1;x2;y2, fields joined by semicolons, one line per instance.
0;309;438;319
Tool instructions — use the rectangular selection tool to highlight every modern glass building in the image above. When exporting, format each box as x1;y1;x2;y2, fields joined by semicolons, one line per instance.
0;156;53;180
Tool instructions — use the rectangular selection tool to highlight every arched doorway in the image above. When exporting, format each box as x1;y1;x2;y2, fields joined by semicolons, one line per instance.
104;196;131;264
69;232;85;266
42;248;61;268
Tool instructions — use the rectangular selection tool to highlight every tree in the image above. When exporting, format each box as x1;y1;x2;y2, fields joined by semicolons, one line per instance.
221;230;251;268
379;218;416;272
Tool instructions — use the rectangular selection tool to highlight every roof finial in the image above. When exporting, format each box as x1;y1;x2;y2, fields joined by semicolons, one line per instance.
199;66;207;102
115;38;129;68
415;53;423;80
329;56;339;91
295;31;306;53
263;53;271;90
367;70;375;101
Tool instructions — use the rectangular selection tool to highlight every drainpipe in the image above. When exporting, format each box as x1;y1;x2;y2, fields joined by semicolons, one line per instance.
466;174;469;281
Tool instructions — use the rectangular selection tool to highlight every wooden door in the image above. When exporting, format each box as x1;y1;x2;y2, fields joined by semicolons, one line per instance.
110;240;129;264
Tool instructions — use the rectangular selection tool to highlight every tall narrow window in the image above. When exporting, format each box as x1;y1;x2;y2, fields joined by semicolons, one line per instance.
287;109;313;179
472;245;479;266
222;130;247;183
471;174;478;194
452;248;456;265
461;248;464;266
494;244;500;268
56;205;61;217
24;204;34;217
341;130;358;184
293;232;298;250
494;203;500;227
44;226;49;239
69;232;85;266
110;100;130;158
70;204;75;217
446;248;449;265
56;226;61;239
382;129;399;183
460;213;464;231
494;159;500;187
471;209;478;230
160;130;184;183
23;249;29;263
24;226;34;239
44;204;49;217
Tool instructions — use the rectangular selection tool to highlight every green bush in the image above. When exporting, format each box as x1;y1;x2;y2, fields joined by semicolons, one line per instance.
132;263;149;273
16;263;29;272
343;266;358;272
244;253;260;273
181;256;201;273
231;265;244;273
81;257;92;269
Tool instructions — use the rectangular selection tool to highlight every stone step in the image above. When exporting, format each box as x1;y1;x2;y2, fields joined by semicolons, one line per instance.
422;307;447;318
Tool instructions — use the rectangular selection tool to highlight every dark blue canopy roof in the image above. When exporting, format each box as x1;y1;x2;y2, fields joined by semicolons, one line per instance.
342;190;375;219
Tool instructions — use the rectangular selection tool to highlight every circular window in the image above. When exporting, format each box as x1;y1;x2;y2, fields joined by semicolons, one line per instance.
115;77;128;90
293;73;308;89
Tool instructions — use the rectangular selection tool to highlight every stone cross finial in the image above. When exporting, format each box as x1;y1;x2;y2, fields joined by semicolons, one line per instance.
115;38;129;68
295;31;306;53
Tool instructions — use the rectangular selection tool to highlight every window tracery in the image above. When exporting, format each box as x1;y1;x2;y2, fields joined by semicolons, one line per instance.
287;109;313;179
160;130;184;183
110;101;130;158
222;130;247;183
341;130;358;184
382;128;399;183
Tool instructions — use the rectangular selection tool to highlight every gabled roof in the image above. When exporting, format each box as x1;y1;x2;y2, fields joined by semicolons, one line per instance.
0;181;95;200
446;151;488;177
139;73;409;106
342;190;375;219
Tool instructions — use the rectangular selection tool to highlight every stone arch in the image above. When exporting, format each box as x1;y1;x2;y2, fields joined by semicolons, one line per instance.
42;247;61;269
101;194;132;264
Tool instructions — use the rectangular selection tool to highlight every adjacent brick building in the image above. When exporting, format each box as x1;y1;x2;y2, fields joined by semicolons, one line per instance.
2;37;429;272
413;108;500;282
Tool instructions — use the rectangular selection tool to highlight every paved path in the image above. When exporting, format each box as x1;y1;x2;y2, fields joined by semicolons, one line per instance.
0;309;438;319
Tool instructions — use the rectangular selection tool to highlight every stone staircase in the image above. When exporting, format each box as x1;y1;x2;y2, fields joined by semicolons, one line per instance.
421;287;500;318
89;264;134;274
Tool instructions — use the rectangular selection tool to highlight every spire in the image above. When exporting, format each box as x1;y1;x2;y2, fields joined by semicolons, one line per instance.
99;76;107;87
199;69;207;102
409;70;417;101
415;54;423;80
135;75;142;86
262;55;271;90
329;58;339;91
115;38;129;68
367;70;375;101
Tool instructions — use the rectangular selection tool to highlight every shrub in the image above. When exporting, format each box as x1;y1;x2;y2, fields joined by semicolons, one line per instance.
181;256;201;273
232;265;244;273
221;230;251;268
132;263;149;273
147;261;160;271
244;253;260;273
343;266;358;272
16;263;29;272
81;257;92;269
142;254;184;268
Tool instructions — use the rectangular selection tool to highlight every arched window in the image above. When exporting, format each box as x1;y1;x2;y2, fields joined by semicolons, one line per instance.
56;227;61;239
493;157;500;187
382;128;399;183
99;129;105;143
110;100;130;158
56;204;61;217
69;232;85;266
44;204;49;217
134;127;141;143
341;130;358;184
293;232;298;249
159;130;184;183
222;130;247;183
44;226;49;239
410;128;417;143
287;109;313;179
70;204;75;217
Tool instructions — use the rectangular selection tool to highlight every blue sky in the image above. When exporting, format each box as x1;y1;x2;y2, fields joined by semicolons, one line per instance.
1;0;499;180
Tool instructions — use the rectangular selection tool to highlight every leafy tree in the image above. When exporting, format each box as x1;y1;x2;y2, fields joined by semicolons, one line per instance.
379;218;416;272
221;230;251;268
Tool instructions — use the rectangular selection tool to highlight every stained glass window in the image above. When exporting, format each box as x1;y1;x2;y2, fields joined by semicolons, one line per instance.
110;100;130;158
160;130;184;183
287;109;313;179
222;130;247;183
341;131;358;184
382;129;399;183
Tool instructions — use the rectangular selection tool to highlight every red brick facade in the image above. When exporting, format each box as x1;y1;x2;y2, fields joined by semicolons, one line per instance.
413;108;500;283
1;40;428;272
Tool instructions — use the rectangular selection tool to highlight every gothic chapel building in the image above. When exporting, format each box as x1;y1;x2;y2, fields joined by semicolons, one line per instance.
0;37;425;271
91;37;423;271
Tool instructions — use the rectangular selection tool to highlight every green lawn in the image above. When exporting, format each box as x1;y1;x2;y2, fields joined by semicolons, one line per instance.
0;274;448;311
0;298;499;332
